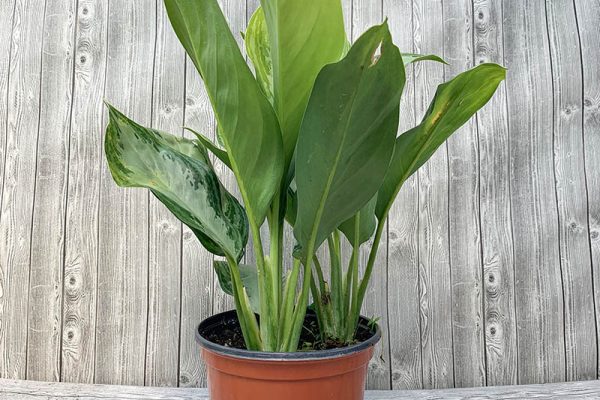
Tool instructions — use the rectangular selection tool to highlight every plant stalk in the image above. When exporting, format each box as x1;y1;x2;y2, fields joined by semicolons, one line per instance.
248;220;277;351
309;274;328;338
268;196;283;322
278;258;301;349
282;242;316;351
312;255;334;333
345;216;361;341
348;218;386;338
225;254;262;350
328;233;343;334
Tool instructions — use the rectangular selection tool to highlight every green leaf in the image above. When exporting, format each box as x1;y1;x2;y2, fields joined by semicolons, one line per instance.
259;0;347;166
164;0;284;226
245;7;273;101
338;195;378;246
376;63;506;218
294;22;405;255
402;53;447;66
104;104;248;261
214;261;260;314
285;187;297;226
184;127;231;168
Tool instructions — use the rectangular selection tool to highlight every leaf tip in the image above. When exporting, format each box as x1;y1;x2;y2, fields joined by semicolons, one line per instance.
103;100;125;123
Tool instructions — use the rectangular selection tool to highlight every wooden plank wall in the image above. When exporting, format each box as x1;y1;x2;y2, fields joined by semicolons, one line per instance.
0;0;599;390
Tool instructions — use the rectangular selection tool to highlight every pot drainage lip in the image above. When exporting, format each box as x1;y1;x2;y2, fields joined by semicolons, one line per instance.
196;310;381;361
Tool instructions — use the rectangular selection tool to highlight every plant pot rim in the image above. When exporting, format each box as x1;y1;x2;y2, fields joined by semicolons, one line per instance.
196;309;381;361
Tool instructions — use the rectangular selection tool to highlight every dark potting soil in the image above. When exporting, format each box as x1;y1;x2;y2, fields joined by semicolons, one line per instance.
200;312;375;351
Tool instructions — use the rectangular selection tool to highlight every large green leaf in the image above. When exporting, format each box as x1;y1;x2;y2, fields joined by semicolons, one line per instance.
294;22;405;255
338;195;378;246
259;0;346;167
214;261;260;314
105;104;248;261
245;7;273;101
376;63;506;218
164;0;284;226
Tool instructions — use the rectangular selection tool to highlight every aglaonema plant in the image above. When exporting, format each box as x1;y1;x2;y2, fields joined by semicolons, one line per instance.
104;0;505;352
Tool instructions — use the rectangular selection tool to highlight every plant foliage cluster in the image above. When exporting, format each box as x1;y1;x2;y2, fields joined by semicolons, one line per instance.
104;0;505;352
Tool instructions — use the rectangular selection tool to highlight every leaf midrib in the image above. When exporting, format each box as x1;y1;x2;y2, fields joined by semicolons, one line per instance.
305;61;370;249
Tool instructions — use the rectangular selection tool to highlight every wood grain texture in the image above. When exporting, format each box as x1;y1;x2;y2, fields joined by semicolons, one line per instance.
0;0;46;380
443;0;486;388
384;0;422;390
0;0;11;381
3;379;600;400
0;0;15;230
94;0;155;385
178;58;214;389
472;0;518;387
0;2;13;370
145;0;185;387
574;0;600;381
61;0;108;384
503;0;566;384
545;0;596;381
26;0;76;382
413;0;454;389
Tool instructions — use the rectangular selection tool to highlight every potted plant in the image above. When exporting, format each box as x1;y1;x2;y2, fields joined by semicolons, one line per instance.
104;0;505;399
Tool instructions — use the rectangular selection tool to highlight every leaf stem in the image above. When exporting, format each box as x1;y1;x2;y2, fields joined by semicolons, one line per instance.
342;250;353;335
248;220;277;351
279;258;300;349
268;195;283;323
309;274;328;337
225;254;262;350
345;216;361;341
282;242;316;351
313;255;334;332
348;218;386;338
328;233;343;333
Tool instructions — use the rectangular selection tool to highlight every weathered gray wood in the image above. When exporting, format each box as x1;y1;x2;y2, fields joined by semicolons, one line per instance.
26;0;76;382
177;55;214;388
3;379;600;400
0;379;210;400
95;0;155;385
0;0;15;231
145;1;185;387
0;0;46;380
503;0;566;384
574;0;600;381
0;0;12;382
443;0;486;388
0;0;12;378
61;0;107;384
413;0;454;389
384;0;422;391
472;0;518;386
545;0;596;381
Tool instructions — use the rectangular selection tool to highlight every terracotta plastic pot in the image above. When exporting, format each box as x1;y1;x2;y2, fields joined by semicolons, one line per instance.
196;310;381;400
